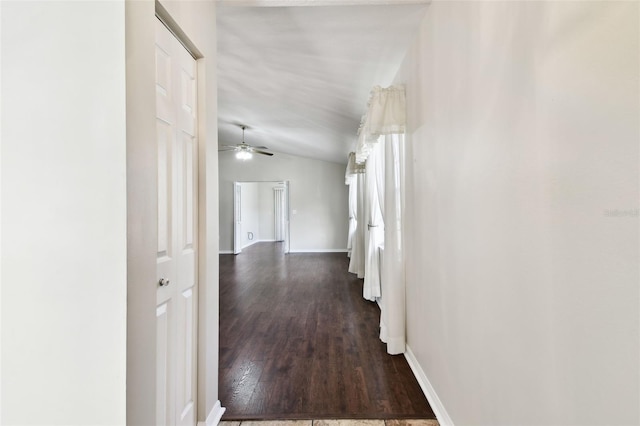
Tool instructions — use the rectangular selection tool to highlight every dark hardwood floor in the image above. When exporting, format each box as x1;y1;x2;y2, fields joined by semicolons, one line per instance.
219;242;435;420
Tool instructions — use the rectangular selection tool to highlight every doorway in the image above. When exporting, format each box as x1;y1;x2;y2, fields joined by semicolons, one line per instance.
233;181;290;255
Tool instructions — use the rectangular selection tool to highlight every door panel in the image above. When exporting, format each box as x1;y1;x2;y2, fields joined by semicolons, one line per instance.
176;288;195;425
183;135;195;250
156;18;198;426
156;303;173;426
175;36;197;426
157;120;172;260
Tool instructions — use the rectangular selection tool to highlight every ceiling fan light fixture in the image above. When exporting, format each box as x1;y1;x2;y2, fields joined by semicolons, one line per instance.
236;150;253;160
218;124;272;158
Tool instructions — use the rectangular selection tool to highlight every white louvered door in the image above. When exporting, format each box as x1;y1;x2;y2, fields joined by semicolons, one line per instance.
273;187;285;242
155;18;198;426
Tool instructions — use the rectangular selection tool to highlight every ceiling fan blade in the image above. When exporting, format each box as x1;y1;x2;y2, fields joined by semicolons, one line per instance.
252;146;269;150
218;147;237;151
220;145;238;149
253;149;274;156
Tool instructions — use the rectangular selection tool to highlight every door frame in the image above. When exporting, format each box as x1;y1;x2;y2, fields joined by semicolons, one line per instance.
126;2;223;425
233;180;291;255
233;182;242;255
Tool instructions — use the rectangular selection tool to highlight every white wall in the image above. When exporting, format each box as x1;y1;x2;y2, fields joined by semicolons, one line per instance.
240;182;260;247
1;2;127;424
238;182;277;246
397;2;639;425
219;152;348;252
1;1;222;424
258;182;276;241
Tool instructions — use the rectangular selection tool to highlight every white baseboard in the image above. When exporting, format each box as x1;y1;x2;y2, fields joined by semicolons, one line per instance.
289;249;348;253
242;239;259;249
404;345;454;426
197;400;225;426
219;250;234;254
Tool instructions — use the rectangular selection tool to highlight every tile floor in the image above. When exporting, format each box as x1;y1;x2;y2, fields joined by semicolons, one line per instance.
220;420;439;426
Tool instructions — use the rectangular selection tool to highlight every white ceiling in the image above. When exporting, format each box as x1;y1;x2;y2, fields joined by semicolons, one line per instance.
216;1;429;164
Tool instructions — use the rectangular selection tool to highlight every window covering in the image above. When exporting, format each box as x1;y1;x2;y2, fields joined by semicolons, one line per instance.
354;85;406;164
345;84;407;355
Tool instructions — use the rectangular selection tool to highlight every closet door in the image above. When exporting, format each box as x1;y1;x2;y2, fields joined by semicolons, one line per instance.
155;18;198;426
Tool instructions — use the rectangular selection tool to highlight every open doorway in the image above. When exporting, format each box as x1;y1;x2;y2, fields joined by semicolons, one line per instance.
233;180;290;255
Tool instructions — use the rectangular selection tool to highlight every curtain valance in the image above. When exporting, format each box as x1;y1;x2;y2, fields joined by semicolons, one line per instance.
345;152;365;184
354;85;406;164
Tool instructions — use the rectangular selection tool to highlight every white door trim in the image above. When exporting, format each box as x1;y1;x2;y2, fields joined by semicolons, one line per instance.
233;180;291;255
233;182;242;255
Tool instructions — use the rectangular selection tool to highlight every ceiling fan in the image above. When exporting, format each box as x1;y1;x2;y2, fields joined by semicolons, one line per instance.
219;125;273;160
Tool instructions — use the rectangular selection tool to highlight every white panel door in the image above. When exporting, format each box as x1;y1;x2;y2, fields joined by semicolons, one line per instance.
156;19;198;426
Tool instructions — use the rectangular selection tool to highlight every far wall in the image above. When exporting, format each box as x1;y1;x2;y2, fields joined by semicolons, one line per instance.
239;181;278;248
219;151;348;252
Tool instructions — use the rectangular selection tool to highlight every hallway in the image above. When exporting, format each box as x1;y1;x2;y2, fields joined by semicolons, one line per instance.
219;243;435;420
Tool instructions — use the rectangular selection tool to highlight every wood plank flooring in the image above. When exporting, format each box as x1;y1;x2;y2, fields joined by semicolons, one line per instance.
221;420;439;426
219;242;435;420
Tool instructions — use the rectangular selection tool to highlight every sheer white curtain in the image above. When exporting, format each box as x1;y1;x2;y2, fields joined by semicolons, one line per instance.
379;133;405;354
345;153;358;258
345;85;407;355
362;141;385;301
348;172;366;278
346;181;357;258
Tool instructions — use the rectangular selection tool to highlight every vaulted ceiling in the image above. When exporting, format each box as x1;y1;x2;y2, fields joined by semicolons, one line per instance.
216;0;428;164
